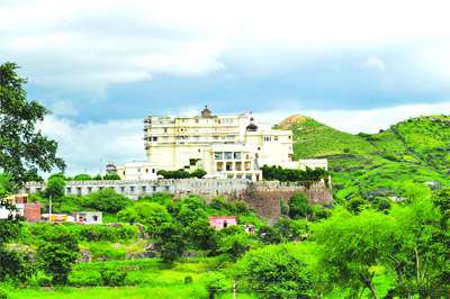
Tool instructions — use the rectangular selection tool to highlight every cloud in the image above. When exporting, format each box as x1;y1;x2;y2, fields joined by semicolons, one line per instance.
49;100;78;117
39;116;145;175
257;102;450;134
2;0;450;92
364;56;386;72
40;102;449;174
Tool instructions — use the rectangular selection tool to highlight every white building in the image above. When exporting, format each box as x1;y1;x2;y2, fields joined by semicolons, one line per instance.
116;161;158;181
144;106;326;181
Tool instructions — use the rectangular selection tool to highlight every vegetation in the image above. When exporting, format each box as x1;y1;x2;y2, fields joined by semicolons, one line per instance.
157;168;207;179
280;114;449;203
1;63;449;298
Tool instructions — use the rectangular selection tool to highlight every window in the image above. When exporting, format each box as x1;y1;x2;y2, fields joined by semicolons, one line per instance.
152;186;157;192
164;128;167;133
226;162;233;171
214;152;223;160
152;137;158;142
152;168;156;173
233;152;241;160
93;215;98;222
77;187;82;195
264;136;271;142
120;186;125;192
142;186;147;193
138;168;141;172
130;186;135;192
87;187;92;194
145;168;149;173
274;136;278;141
224;152;232;160
67;187;72;194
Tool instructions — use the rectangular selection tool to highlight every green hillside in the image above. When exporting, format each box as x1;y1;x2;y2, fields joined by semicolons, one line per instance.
280;114;450;202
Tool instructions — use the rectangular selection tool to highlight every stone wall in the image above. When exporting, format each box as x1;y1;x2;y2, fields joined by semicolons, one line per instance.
23;179;332;221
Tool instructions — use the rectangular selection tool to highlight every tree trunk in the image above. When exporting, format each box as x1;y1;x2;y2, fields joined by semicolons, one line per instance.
360;274;378;299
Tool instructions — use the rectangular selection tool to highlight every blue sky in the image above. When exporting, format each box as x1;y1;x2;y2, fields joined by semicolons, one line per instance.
1;0;449;174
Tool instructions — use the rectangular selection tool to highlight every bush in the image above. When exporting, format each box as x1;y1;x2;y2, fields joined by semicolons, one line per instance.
0;288;8;299
100;269;127;286
83;189;131;213
184;275;193;284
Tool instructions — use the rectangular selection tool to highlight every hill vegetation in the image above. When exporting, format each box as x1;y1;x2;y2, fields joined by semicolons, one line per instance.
281;114;450;203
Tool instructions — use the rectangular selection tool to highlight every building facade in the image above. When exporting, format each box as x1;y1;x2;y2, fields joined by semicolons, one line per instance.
144;106;296;181
115;161;158;181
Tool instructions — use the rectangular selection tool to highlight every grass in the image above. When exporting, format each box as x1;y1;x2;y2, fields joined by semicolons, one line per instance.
284;114;450;201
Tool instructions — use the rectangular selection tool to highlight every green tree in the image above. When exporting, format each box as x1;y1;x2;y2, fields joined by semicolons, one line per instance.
37;227;79;285
0;62;64;282
83;188;131;213
0;62;65;189
154;223;186;263
44;176;66;199
73;174;92;181
118;202;171;234
288;193;311;219
236;245;313;298
314;208;396;298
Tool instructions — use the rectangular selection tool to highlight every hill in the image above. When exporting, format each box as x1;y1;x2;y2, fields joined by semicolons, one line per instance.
281;114;450;202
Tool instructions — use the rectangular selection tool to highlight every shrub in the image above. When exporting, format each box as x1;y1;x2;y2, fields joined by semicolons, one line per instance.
100;269;127;286
83;188;131;213
184;275;193;284
0;288;8;299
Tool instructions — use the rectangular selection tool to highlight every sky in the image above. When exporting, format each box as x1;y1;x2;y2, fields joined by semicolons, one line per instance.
1;0;450;174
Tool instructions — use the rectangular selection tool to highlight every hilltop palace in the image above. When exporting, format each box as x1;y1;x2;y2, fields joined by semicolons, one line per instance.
22;107;328;201
113;106;327;182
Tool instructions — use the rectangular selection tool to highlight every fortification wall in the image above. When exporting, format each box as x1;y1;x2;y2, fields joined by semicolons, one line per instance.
23;179;332;221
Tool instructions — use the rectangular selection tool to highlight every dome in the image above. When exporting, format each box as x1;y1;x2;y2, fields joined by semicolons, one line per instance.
201;105;213;118
246;118;258;132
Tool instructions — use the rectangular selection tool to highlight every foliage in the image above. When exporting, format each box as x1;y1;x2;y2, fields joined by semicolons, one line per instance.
288;193;311;219
102;173;121;180
283;114;450;202
0;248;35;284
44;176;66;199
235;245;313;298
313;208;396;298
261;165;328;184
83;188;131;213
37;226;79;285
204;272;228;299
218;227;256;260
157;168;206;179
154;223;186;263
100;268;127;286
73;174;92;181
118;201;171;233
0;62;65;189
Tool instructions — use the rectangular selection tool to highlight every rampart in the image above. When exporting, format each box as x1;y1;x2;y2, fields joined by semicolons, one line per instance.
24;179;332;221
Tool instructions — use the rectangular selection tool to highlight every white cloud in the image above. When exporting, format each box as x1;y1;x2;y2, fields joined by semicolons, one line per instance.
49;100;78;117
257;102;450;134
40;102;449;174
2;0;450;90
364;56;386;72
39;116;145;175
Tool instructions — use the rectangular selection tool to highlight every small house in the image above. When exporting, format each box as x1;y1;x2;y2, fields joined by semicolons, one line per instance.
75;211;102;224
209;216;237;230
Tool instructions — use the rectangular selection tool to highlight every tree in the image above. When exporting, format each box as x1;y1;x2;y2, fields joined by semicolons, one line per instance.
154;222;186;263
73;174;92;181
0;62;64;283
83;188;131;213
314;208;397;298
44;176;66;199
288;193;311;219
0;62;65;189
37;227;79;285
236;245;313;298
118;201;171;234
